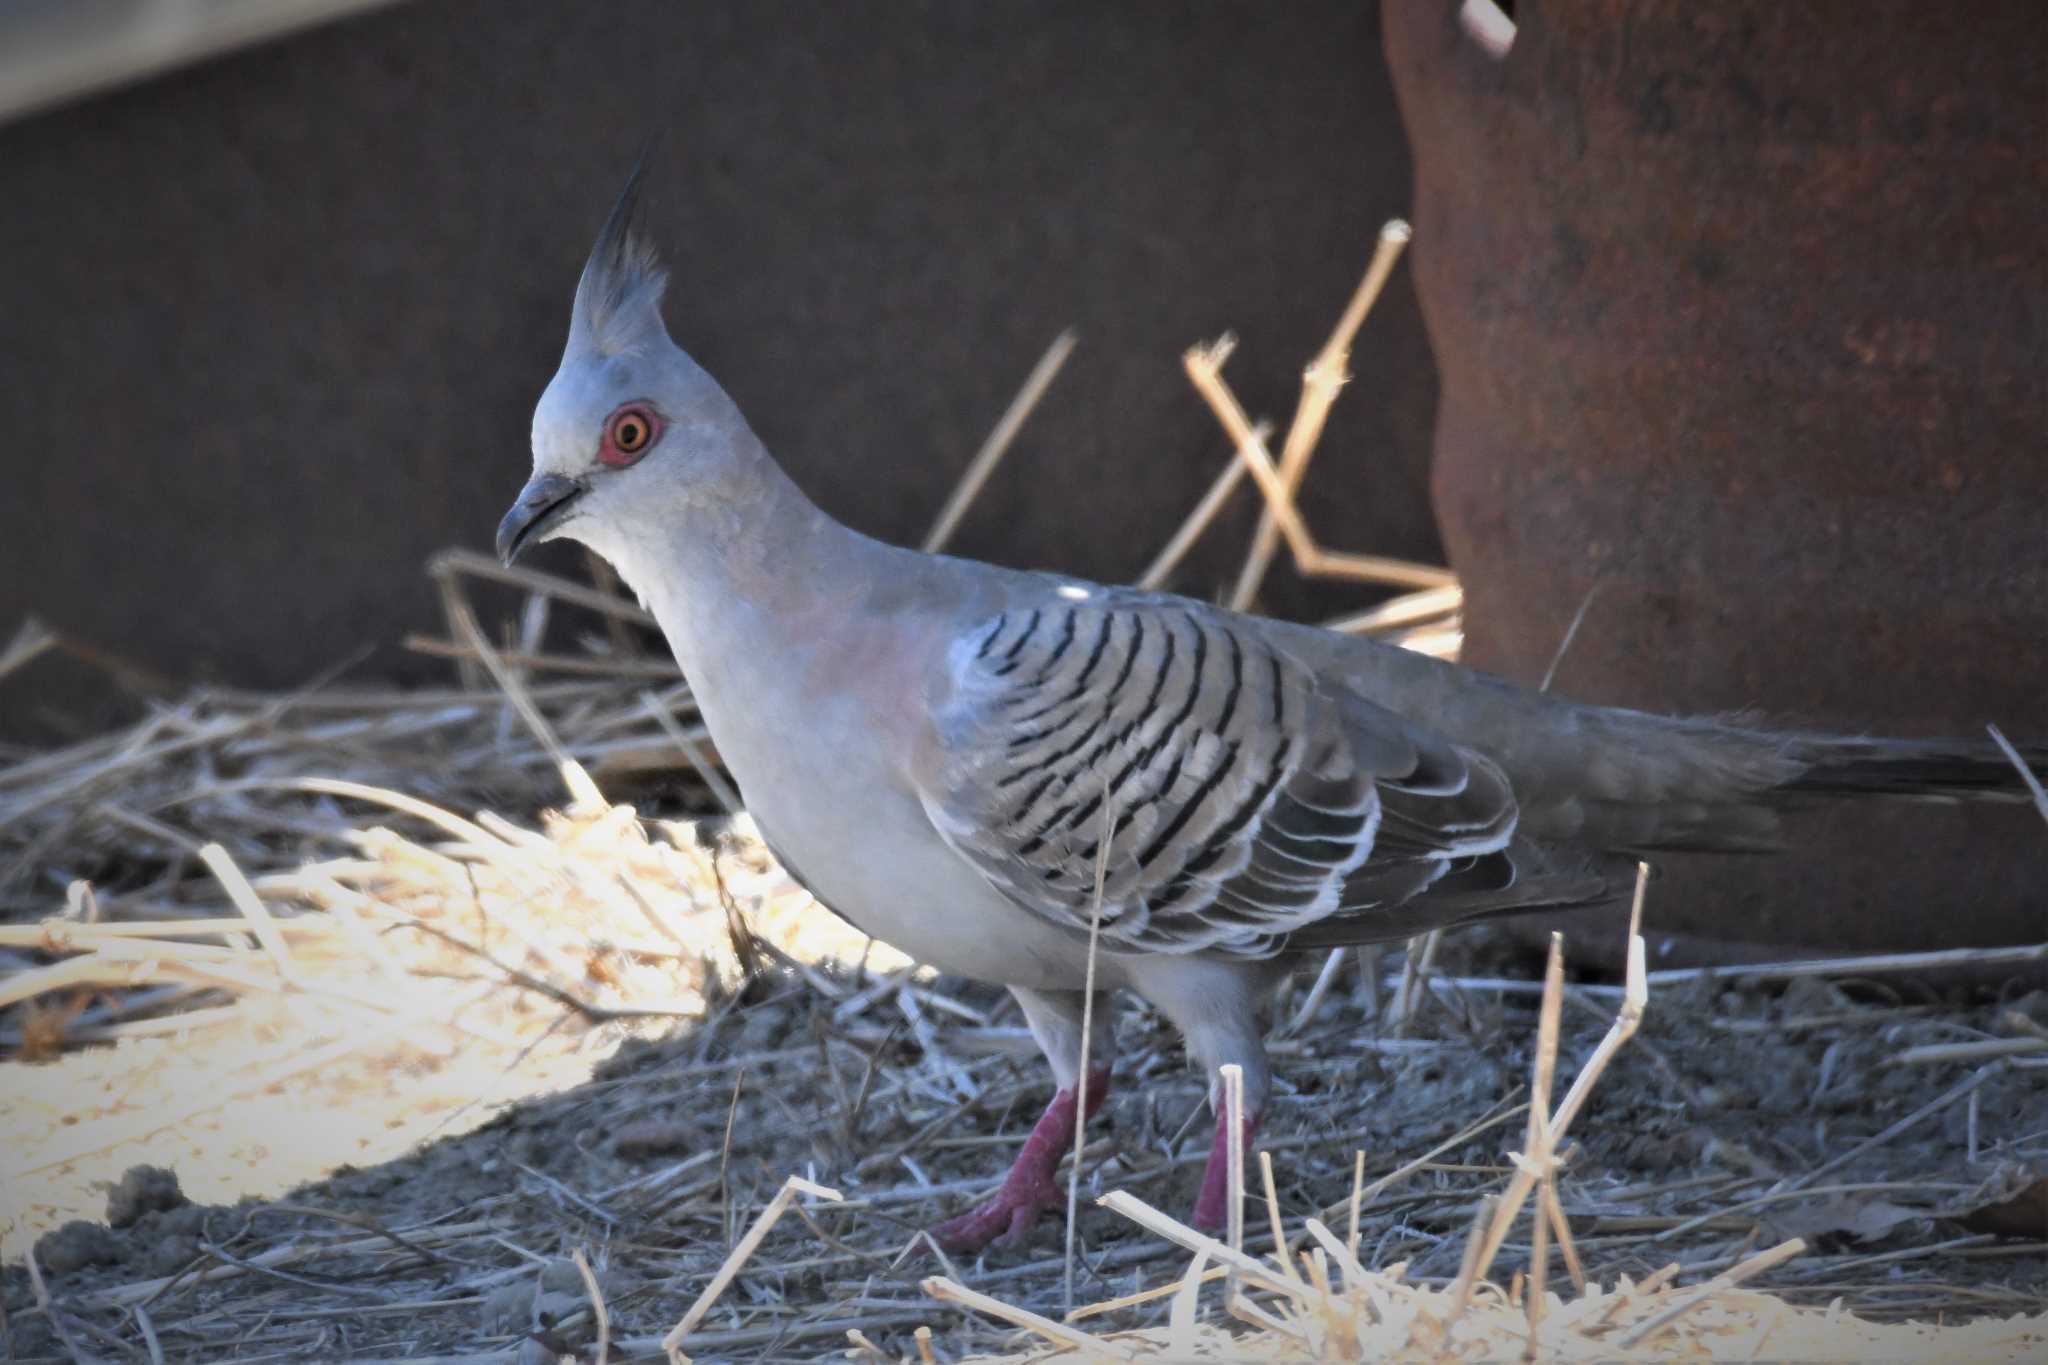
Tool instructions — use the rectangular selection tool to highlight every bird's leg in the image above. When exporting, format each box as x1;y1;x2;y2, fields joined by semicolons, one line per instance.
1126;956;1281;1236
930;1063;1112;1251
931;985;1113;1253
1191;1104;1261;1233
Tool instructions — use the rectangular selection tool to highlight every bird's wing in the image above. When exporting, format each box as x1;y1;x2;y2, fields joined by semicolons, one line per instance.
917;593;1521;958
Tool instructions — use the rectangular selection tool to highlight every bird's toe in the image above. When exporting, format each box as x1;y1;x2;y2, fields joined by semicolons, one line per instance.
930;1182;1058;1255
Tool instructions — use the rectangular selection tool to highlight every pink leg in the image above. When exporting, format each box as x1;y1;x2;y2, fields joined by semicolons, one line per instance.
1191;1106;1260;1233
931;1065;1111;1253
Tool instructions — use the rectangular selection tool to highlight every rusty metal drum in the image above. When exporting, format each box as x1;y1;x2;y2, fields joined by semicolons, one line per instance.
1385;0;2046;959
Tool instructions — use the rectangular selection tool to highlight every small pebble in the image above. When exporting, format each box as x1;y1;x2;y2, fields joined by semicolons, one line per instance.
532;1288;590;1340
613;1119;697;1158
538;1258;587;1294
156;1203;210;1239
480;1279;533;1335
146;1234;200;1278
107;1164;186;1228
34;1220;119;1275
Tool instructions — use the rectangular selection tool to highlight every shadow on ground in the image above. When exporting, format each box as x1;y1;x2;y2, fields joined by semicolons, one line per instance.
8;920;2046;1362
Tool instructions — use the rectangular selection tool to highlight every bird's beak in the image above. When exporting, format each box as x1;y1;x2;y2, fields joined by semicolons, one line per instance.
495;473;586;566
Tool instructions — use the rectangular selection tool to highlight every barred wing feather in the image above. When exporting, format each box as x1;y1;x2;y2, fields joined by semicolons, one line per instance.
921;595;1520;957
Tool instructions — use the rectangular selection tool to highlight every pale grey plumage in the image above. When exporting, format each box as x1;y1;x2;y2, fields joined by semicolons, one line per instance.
497;176;2046;1252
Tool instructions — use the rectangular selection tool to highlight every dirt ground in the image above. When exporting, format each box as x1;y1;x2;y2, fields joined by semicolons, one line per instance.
6;806;2045;1361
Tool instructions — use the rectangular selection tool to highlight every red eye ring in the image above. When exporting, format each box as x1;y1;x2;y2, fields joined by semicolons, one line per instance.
599;405;662;467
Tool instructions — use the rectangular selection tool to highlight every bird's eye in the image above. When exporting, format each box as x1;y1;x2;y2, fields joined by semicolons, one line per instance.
600;405;661;467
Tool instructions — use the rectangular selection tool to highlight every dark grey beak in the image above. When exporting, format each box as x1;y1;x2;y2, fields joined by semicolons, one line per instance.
496;473;585;566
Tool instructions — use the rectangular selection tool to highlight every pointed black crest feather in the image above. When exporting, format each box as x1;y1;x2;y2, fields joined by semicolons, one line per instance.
576;156;669;354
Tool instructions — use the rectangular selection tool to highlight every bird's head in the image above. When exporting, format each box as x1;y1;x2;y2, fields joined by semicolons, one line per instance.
497;166;749;571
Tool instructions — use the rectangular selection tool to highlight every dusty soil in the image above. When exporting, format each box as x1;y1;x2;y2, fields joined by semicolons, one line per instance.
5;863;2044;1361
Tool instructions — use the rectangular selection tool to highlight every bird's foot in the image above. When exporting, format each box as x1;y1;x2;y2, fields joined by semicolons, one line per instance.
929;1066;1110;1254
931;1175;1064;1252
1190;1108;1261;1233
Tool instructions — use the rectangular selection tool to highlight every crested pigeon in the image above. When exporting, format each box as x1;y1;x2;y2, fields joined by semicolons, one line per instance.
497;173;2045;1253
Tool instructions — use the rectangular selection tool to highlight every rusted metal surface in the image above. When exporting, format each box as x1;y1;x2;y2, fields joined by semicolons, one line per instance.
1387;0;2047;956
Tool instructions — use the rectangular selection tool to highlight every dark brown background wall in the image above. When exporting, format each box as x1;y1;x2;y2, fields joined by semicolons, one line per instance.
0;0;1436;740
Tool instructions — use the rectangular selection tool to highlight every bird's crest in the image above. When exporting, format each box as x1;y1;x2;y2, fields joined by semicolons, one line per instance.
572;160;669;356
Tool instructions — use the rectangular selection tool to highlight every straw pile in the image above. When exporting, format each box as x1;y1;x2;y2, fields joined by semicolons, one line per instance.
5;226;2045;1362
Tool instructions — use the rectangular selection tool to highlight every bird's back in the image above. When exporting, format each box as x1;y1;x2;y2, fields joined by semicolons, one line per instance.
917;556;2048;949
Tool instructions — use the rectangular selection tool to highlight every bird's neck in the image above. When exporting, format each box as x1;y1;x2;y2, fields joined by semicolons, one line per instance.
602;440;881;706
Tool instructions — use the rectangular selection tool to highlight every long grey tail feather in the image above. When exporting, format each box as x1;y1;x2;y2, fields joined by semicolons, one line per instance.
1614;727;2048;857
1290;724;2045;950
1781;732;2048;803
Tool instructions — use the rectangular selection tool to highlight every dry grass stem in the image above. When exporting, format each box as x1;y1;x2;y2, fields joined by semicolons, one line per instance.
1141;223;1456;617
1775;1063;2007;1195
1889;1036;2046;1065
1230;220;1413;609
922;1275;1132;1361
1613;1237;1808;1349
1258;1151;1302;1290
641;690;739;814
427;547;658;628
1987;722;2048;827
1168;1244;1213;1350
1065;1260;1227;1323
1409;938;2047;1003
1345;1150;1366;1259
1466;866;1648;1286
436;572;589;806
1278;946;1349;1038
1520;934;1567;1354
661;1175;842;1362
1323;584;1465;636
1391;928;1443;1035
1067;790;1117;1315
573;1245;610;1365
1135;423;1266;591
1649;941;2048;987
1092;1193;1300;1300
1183;338;1456;592
1222;1061;1248;1308
405;634;684;679
922;330;1077;554
0;616;58;684
1316;1094;1530;1225
1544;863;1651;1136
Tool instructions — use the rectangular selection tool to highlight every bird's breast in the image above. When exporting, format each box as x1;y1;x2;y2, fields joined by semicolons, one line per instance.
678;618;1094;990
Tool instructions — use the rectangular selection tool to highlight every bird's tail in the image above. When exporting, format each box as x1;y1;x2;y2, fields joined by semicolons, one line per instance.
1497;705;2047;856
1777;731;2048;805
